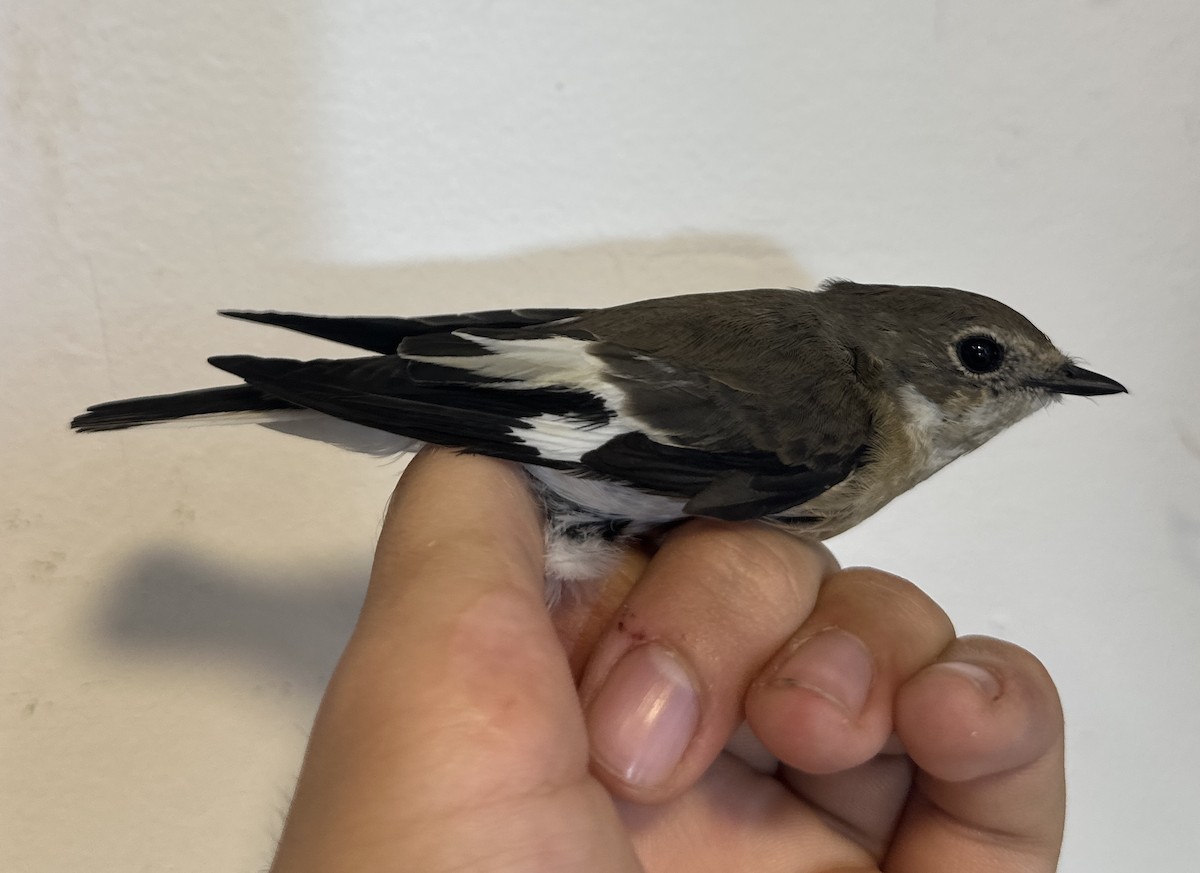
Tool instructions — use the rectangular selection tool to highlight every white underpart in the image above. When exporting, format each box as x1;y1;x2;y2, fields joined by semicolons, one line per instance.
526;466;686;523
541;534;624;606
528;467;688;605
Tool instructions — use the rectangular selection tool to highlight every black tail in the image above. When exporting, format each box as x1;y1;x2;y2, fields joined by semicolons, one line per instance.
73;307;589;433
71;385;296;433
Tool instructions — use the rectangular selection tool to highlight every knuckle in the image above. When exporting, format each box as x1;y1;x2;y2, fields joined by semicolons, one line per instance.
668;520;825;622
828;566;955;638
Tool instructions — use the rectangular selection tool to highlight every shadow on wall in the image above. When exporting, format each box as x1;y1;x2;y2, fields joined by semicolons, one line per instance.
96;545;370;694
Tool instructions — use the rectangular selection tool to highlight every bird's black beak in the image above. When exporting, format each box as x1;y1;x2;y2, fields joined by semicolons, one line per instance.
1031;362;1128;396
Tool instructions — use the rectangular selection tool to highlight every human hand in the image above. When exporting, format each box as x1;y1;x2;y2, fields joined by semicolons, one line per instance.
270;448;1065;872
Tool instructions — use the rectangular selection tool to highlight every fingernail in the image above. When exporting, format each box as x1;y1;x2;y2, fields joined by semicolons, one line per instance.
587;644;699;788
772;629;873;716
935;661;1002;701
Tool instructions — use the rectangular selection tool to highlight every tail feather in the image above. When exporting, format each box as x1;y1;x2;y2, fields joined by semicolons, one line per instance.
71;385;295;433
74;307;591;433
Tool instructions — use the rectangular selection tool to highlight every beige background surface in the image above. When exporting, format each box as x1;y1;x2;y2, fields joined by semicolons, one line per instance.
4;3;1199;870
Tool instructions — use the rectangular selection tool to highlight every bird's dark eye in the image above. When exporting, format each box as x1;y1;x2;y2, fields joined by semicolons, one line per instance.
955;335;1005;374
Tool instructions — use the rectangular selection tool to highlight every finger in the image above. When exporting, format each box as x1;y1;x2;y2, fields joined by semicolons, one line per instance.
578;519;837;802
362;446;545;620
618;755;878;873
553;546;651;681
274;449;634;871
885;636;1066;873
744;568;954;858
748;568;955;776
321;448;577;792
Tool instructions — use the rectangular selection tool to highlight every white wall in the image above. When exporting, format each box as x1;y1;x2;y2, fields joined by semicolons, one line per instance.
3;2;1198;870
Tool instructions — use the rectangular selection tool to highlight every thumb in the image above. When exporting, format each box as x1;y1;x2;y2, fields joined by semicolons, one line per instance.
273;448;636;872
356;447;580;795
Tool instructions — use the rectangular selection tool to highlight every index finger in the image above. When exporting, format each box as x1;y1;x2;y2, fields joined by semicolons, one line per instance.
578;519;838;803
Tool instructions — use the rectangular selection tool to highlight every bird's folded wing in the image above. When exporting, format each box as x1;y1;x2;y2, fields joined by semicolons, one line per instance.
208;305;872;520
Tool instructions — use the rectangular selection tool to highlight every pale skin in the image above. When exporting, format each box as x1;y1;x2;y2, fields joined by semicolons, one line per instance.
271;448;1066;872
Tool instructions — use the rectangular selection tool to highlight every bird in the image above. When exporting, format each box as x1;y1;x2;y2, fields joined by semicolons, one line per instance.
71;280;1126;601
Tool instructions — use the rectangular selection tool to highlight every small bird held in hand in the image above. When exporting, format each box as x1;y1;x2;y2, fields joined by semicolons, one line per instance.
72;280;1125;599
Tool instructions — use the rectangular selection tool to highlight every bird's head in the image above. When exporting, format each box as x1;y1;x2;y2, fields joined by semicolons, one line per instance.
821;280;1127;460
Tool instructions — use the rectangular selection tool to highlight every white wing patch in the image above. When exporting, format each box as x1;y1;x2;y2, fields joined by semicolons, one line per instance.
406;332;632;408
519;413;631;461
461;334;616;393
405;332;677;461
